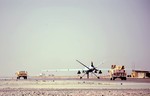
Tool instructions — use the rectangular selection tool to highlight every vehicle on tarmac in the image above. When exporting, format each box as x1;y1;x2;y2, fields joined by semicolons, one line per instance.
109;65;127;80
16;71;28;79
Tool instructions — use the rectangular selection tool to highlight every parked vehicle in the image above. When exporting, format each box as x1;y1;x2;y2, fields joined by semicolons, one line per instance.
16;71;27;79
109;65;127;80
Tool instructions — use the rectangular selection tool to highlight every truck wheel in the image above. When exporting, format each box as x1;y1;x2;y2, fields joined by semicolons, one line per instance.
121;77;127;80
124;77;127;80
24;76;27;79
113;77;115;80
121;77;123;80
17;77;20;79
110;78;112;80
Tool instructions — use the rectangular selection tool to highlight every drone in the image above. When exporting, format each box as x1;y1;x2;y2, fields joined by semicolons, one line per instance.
76;60;102;79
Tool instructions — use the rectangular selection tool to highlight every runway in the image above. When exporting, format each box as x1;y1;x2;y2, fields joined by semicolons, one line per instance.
0;77;149;96
27;76;150;83
0;77;150;89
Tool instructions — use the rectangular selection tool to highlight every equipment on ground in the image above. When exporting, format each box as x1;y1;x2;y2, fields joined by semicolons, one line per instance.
108;65;127;80
76;60;102;79
16;71;28;79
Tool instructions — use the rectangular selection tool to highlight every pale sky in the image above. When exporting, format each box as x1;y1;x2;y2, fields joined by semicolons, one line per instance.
0;0;150;76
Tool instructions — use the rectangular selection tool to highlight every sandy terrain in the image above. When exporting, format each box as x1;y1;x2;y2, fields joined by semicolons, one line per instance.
0;88;150;96
0;78;149;96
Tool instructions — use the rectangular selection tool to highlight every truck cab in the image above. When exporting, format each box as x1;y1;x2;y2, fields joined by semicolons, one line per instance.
16;71;28;79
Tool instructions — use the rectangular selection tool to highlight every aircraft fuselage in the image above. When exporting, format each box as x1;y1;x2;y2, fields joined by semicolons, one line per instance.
86;68;95;74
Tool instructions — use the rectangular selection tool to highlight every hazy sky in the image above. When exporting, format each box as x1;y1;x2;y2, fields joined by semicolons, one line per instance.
0;0;150;76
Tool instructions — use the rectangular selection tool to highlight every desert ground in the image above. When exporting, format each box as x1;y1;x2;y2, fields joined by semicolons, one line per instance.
0;77;150;96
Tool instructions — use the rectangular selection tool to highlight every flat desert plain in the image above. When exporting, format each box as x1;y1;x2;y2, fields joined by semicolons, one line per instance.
0;77;150;96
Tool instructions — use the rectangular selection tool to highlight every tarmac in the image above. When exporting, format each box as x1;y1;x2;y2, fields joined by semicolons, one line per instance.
0;77;150;96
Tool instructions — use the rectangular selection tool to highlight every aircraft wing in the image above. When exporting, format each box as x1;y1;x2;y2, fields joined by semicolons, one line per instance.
42;69;82;72
76;60;90;69
42;68;109;72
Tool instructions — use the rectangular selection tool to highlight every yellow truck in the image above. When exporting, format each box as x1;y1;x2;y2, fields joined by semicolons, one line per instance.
109;65;127;80
16;71;28;79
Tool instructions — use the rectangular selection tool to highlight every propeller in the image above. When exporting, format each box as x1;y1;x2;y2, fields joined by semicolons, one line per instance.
96;60;105;68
